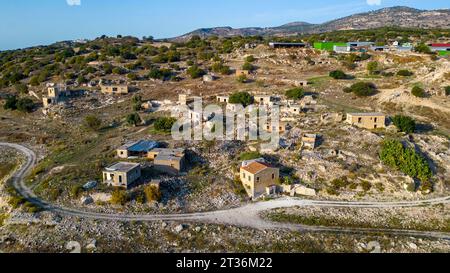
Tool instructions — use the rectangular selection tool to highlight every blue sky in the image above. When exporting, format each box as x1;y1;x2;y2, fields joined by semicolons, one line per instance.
0;0;448;50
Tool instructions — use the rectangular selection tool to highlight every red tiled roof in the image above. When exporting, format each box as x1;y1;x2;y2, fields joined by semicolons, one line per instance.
241;162;272;175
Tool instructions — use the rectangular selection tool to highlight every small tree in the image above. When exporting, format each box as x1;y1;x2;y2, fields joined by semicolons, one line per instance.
245;55;256;63
414;43;432;54
84;115;102;131
29;76;40;86
144;185;162;202
126;113;142;126
236;74;247;83
411;86;426;98
132;95;143;111
14;83;28;94
228;91;254;107
392;115;416;134
242;62;254;71
127;73;138;81
344;82;377;97
187;65;205;79
77;74;87;84
154;117;176;132
329;70;347;79
285;87;305;100
16;98;34;113
366;61;379;75
3;96;18;110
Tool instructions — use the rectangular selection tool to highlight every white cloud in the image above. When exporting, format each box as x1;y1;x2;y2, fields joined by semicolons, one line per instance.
66;0;81;6
366;0;381;5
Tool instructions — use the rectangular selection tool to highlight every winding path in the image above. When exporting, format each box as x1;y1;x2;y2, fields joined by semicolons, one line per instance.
2;142;450;240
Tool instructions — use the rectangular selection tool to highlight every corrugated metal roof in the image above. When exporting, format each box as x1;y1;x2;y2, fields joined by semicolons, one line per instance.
126;140;158;153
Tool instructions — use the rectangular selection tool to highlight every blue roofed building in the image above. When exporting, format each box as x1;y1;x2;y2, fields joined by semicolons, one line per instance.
117;140;159;159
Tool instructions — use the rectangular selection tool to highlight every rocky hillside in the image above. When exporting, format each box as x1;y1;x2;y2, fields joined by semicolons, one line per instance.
172;6;450;41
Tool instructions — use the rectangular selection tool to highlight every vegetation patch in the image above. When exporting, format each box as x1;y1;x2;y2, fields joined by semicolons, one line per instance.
344;82;377;97
379;139;432;183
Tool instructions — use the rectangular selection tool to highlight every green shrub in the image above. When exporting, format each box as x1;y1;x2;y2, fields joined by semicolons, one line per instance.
329;70;348;79
330;177;350;190
84;115;102;131
144;185;162;202
285;87;305;100
14;83;28;94
236;74;247;83
126;113;142;126
366;61;379;75
344;82;377;97
392;115;416;134
154;117;176;132
414;43;432;54
148;68;172;80
187;65;205;79
3;96;34;112
228;91;254;107
242;62;254;71
211;62;231;75
361;181;372;192
397;70;413;77
411;86;426;98
16;98;34;112
245;55;256;63
3;96;18;110
70;185;84;198
379;139;432;182
110;190;129;205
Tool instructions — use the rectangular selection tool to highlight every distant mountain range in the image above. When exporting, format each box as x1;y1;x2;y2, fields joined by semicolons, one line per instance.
171;6;450;41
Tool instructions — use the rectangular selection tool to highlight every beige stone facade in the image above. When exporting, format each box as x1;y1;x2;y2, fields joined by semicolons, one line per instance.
102;162;141;189
240;162;279;198
148;148;186;174
254;95;272;105
302;134;318;149
217;96;229;103
346;113;386;129
100;85;129;95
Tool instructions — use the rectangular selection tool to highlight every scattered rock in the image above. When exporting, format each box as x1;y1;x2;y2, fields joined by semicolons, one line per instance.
86;239;97;250
174;224;186;233
80;196;94;206
408;243;418;250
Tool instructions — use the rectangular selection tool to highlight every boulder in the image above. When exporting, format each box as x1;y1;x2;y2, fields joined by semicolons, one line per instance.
80;196;94;205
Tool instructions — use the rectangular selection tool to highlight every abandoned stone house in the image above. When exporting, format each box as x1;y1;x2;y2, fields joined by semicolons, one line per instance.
100;84;129;95
283;104;302;115
117;140;159;159
102;162;141;189
302;134;318;149
265;122;289;133
240;161;280;198
148;148;186;174
42;85;83;108
216;95;229;103
254;95;273;106
179;94;195;105
346;113;386;129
